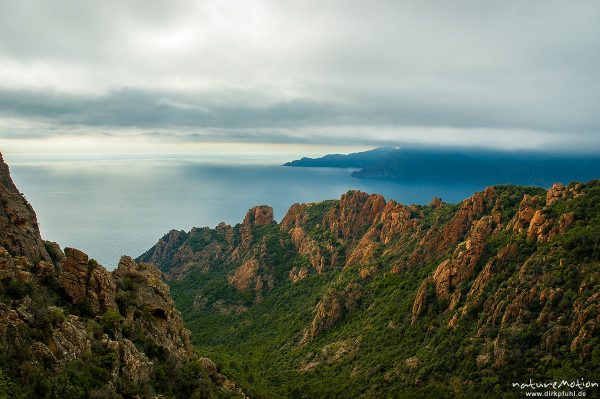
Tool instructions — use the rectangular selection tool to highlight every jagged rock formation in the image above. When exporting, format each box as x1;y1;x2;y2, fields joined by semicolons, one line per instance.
59;247;118;315
327;191;386;240
0;153;243;398
0;153;50;262
139;205;283;304
137;229;188;270
141;179;600;398
113;256;192;361
244;205;275;227
301;282;363;344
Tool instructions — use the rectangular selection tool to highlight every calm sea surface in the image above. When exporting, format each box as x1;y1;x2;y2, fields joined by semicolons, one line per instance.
9;158;486;269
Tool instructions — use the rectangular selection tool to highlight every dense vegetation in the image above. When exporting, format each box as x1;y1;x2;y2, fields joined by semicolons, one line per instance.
150;182;600;398
0;263;239;399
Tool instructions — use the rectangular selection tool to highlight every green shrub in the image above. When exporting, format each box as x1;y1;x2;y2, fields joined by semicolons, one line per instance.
0;369;15;399
4;279;33;300
99;309;123;336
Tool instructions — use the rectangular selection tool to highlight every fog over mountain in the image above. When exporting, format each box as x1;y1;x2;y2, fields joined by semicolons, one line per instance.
1;0;599;154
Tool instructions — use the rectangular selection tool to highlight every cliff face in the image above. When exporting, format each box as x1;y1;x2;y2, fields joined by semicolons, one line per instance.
141;180;600;398
0;153;243;399
139;205;282;303
0;153;49;262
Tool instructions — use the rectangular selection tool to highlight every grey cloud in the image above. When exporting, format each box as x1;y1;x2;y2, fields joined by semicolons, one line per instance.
0;0;599;151
0;86;597;135
0;88;343;129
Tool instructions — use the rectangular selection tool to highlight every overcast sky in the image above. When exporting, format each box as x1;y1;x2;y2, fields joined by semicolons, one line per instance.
0;0;599;155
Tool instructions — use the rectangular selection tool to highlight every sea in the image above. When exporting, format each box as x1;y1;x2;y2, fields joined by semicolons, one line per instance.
8;155;486;269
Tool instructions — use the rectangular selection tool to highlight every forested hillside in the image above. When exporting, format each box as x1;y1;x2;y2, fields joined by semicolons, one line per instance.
140;181;600;398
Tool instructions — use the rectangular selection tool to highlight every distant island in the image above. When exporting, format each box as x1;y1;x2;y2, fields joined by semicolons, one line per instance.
284;146;600;186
